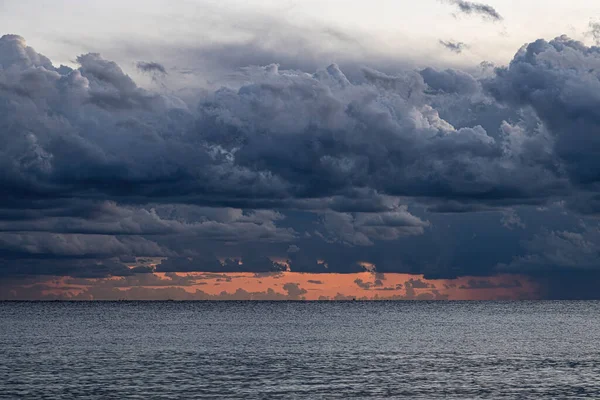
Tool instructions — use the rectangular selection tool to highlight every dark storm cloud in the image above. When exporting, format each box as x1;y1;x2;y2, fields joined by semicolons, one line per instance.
528;271;600;300
78;53;164;110
0;34;562;218
439;40;468;54
443;0;503;21
486;35;600;195
0;232;167;259
493;222;600;299
0;230;167;278
155;254;287;273
499;227;600;274
154;256;222;273
119;255;137;263
459;279;522;290
287;251;330;273
0;203;297;243
3;31;600;298
199;63;560;207
0;257;137;279
315;207;430;246
288;250;367;274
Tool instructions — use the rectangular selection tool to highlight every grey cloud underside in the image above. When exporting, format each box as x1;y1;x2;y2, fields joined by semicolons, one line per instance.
439;40;469;54
444;0;503;21
2;33;600;293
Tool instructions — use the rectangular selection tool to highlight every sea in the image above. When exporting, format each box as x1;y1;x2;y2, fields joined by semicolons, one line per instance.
1;301;599;399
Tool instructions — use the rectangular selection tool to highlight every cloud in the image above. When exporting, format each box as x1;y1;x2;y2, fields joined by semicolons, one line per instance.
459;279;522;290
354;277;385;290
443;0;503;21
486;35;600;193
0;34;562;219
0;32;539;280
156;254;287;273
4;32;600;293
501;210;526;230
0;232;167;259
6;281;289;300
354;278;372;290
588;22;600;45
66;273;201;288
136;61;167;75
87;286;298;301
421;67;479;94
288;250;367;274
495;224;600;299
500;227;600;274
282;282;308;299
0;202;296;242
405;278;435;289
0;201;297;277
316;206;430;246
0;258;140;279
439;40;469;54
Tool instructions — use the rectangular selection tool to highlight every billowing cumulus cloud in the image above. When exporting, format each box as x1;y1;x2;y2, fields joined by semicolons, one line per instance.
0;35;561;217
3;31;600;299
487;36;600;191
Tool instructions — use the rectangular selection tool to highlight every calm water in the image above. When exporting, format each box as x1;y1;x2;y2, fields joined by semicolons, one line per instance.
1;301;600;399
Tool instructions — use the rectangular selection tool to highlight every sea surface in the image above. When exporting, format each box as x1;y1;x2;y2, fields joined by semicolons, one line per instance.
1;301;600;399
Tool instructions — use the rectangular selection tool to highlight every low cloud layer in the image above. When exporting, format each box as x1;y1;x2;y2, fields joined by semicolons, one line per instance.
0;272;538;301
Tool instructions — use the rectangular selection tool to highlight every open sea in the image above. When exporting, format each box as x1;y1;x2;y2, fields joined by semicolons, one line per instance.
1;301;599;399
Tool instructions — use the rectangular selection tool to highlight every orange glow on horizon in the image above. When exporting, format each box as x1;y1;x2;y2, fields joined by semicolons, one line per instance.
2;272;542;301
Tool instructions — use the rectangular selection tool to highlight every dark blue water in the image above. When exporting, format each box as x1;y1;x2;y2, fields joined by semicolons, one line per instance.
1;301;600;399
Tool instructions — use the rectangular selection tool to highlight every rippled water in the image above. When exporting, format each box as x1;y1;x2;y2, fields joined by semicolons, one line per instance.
1;301;600;399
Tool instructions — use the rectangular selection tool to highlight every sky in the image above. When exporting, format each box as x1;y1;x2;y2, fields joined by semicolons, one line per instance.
2;0;600;300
